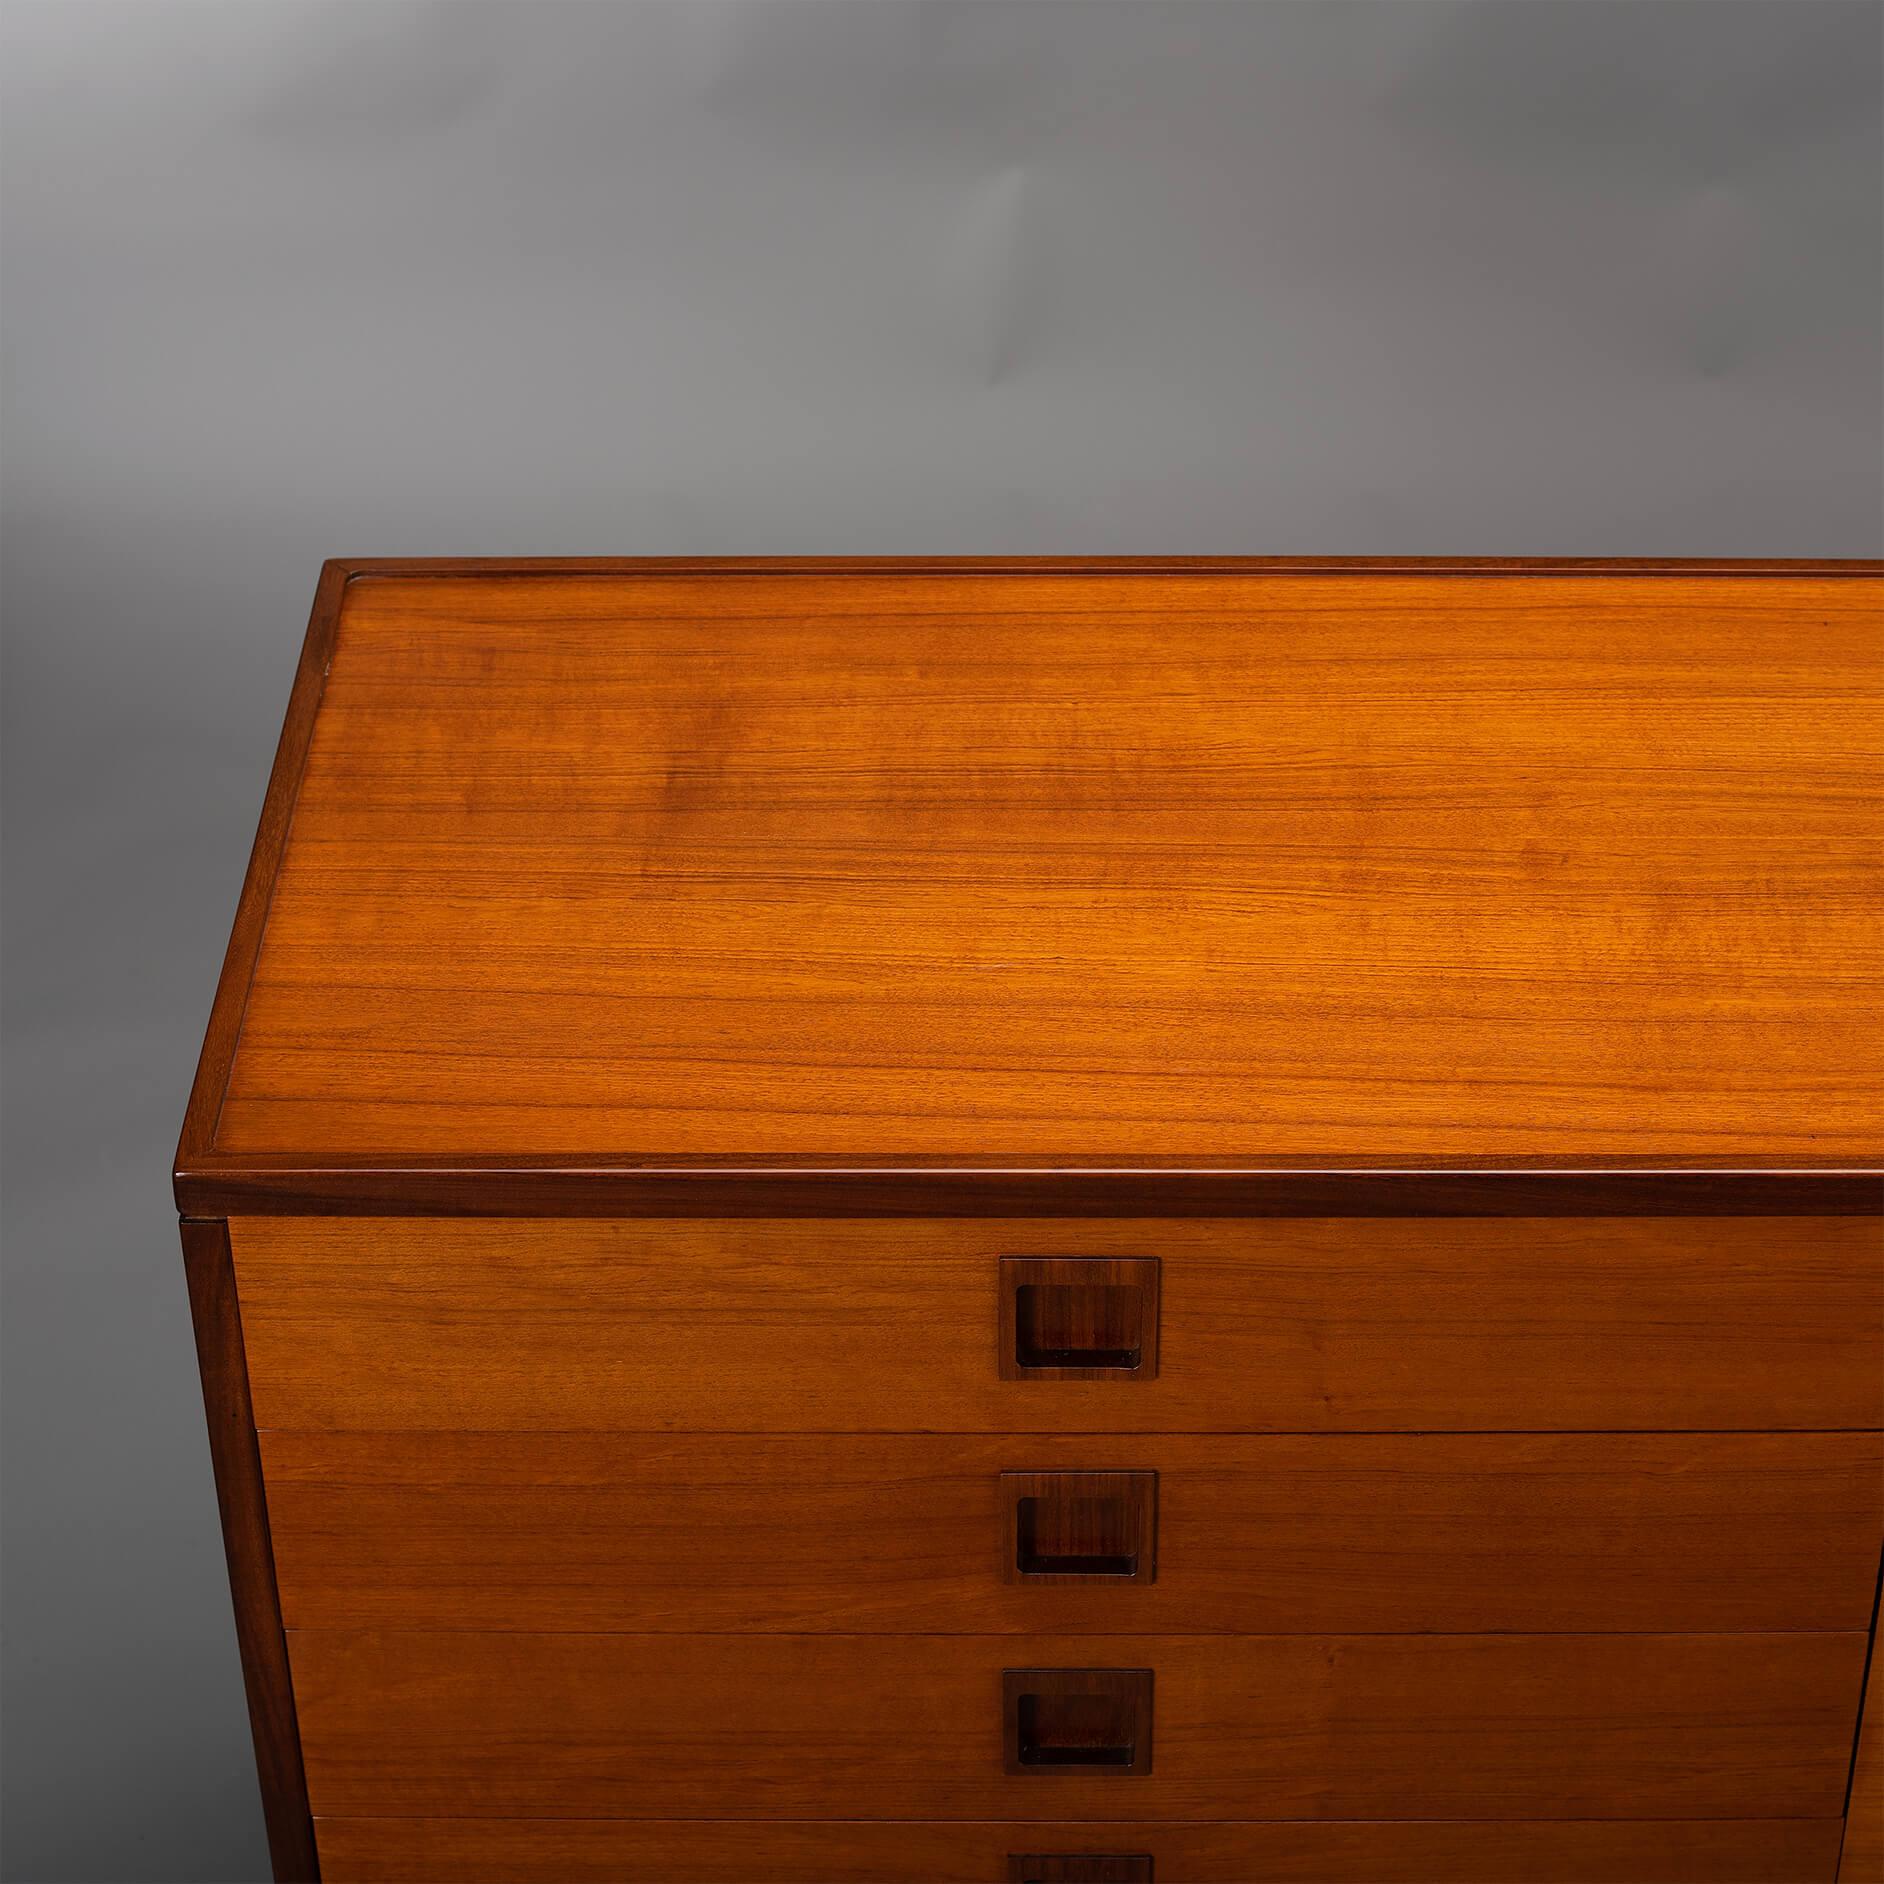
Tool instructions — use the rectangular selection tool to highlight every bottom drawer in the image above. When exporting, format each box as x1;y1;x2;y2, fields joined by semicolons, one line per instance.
288;1630;1865;1822
314;1816;1847;1883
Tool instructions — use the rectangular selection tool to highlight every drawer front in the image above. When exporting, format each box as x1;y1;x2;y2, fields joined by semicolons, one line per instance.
230;1216;1884;1431
262;1431;1884;1635
313;1816;1847;1883
287;1630;1865;1821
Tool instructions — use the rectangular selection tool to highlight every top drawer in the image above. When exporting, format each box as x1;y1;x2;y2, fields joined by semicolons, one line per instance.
229;1216;1882;1432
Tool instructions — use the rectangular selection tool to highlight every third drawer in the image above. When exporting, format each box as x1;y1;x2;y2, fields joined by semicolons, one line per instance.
287;1628;1867;1821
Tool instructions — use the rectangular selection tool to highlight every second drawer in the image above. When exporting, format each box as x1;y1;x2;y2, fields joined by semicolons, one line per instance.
259;1431;1884;1634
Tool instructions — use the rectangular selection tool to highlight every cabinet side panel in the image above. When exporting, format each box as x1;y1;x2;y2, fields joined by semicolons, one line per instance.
1844;1633;1884;1881
182;1219;319;1883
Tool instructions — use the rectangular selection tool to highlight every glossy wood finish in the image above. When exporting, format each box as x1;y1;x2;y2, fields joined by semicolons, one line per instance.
180;1221;319;1883
230;1216;1884;1432
261;1431;1883;1635
287;1629;1865;1821
180;561;1881;1213
1845;1645;1884;1881
311;1815;1849;1883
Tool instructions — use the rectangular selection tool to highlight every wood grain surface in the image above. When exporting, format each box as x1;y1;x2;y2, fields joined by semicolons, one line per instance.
260;1430;1884;1635
311;1815;1848;1884
229;1216;1884;1432
203;563;1882;1176
1844;1643;1884;1881
287;1629;1865;1822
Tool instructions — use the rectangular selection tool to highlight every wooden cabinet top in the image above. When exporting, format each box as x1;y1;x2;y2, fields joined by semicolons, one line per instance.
176;558;1882;1217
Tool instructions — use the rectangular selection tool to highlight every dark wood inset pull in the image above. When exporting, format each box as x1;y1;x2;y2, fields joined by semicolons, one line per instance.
1002;1471;1157;1583
1002;1668;1153;1776
999;1257;1161;1380
1008;1858;1154;1883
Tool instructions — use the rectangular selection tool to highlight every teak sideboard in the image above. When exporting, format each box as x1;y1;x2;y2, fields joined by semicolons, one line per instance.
176;558;1884;1884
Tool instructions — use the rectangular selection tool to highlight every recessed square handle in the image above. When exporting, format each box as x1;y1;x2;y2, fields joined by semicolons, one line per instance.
1002;1667;1154;1776
1008;1858;1154;1883
1002;1471;1157;1583
999;1257;1161;1380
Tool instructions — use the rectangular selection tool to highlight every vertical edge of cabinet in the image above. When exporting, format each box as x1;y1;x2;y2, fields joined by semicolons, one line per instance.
1841;1560;1884;1881
173;560;348;1193
181;1218;320;1884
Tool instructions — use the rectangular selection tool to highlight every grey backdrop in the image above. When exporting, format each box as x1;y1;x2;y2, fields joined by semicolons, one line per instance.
3;3;1879;1879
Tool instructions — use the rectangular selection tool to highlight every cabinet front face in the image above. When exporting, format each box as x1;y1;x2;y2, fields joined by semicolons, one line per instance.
230;1210;1883;1874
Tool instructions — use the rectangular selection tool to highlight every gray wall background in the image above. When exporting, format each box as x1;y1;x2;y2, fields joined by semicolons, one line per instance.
2;3;1879;1879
